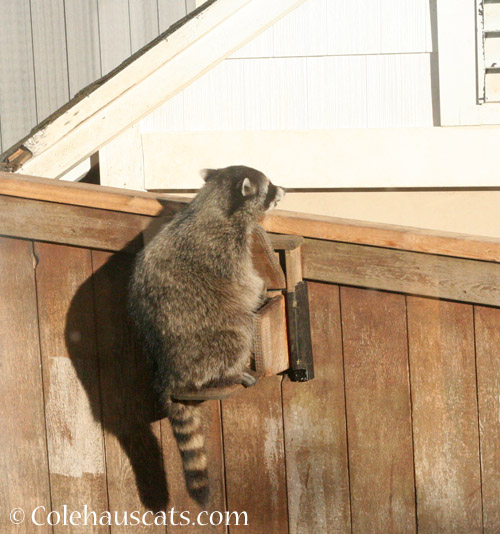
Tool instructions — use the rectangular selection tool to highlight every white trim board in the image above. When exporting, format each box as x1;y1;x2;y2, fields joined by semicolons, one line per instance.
437;0;500;125
142;128;500;189
11;0;306;179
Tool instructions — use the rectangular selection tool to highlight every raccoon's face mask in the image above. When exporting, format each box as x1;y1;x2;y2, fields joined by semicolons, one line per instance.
201;166;286;217
240;176;286;213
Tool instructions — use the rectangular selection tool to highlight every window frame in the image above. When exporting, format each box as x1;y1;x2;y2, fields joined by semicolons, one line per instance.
437;0;500;125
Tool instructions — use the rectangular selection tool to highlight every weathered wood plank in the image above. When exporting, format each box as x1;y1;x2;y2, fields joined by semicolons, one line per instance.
266;209;500;264
0;237;51;534
64;0;102;96
222;376;288;534
0;171;185;216
0;194;151;252
253;294;289;376
341;287;416;533
34;241;109;533
473;305;500;534
97;0;132;75
303;238;500;307
192;206;500;266
251;225;286;290
4;172;500;265
30;0;70;121
92;250;166;532
160;400;227;533
282;282;350;534
0;0;37;149
407;297;482;533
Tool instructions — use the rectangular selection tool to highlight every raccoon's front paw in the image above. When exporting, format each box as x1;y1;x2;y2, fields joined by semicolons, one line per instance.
241;370;259;388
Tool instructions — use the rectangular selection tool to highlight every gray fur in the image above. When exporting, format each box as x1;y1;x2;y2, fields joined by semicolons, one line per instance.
128;165;285;505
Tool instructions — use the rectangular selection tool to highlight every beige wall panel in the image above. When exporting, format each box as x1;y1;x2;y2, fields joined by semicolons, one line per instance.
143;127;500;190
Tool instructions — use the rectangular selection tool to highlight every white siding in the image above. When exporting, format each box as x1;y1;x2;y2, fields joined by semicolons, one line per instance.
64;0;102;98
306;55;367;129
0;0;435;154
97;0;132;75
141;0;434;133
365;54;433;127
0;0;188;154
0;0;37;151
30;0;70;123
129;0;160;52
140;53;433;132
158;0;188;32
233;0;432;58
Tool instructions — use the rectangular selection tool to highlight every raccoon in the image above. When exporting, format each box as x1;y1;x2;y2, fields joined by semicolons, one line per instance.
128;165;285;505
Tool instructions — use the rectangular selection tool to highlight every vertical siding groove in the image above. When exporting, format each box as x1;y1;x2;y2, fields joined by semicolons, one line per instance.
0;0;38;148
28;0;39;124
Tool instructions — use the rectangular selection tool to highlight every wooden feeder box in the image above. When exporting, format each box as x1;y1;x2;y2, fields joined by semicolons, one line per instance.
172;225;314;401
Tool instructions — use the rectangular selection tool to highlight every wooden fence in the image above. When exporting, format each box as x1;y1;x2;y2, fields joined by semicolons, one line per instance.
1;172;499;533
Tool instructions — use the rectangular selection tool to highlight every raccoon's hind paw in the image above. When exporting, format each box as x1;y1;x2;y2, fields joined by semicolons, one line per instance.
241;370;259;388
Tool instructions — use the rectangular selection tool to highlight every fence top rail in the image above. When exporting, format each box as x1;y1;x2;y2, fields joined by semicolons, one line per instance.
2;171;500;263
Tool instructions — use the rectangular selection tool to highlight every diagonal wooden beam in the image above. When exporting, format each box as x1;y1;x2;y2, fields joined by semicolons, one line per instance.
5;0;306;179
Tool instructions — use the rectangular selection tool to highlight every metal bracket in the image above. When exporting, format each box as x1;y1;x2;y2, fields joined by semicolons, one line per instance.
285;280;314;382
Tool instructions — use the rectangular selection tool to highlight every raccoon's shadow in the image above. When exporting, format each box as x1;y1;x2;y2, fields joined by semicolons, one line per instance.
64;206;179;512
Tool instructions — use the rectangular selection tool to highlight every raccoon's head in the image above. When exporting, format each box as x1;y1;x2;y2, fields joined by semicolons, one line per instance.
200;165;285;219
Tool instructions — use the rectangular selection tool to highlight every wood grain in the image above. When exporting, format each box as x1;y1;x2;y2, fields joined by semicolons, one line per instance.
0;194;151;252
91;250;166;532
407;297;482;533
281;282;351;534
251;225;286;290
265;209;500;263
4;172;500;264
253;294;289;376
473;305;500;534
303;238;500;307
341;287;416;533
222;376;288;534
34;241;109;533
0;237;51;534
284;246;302;291
0;171;186;216
160;400;227;533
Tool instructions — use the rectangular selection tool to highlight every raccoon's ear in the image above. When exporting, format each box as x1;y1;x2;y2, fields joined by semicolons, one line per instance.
241;177;257;197
200;168;218;182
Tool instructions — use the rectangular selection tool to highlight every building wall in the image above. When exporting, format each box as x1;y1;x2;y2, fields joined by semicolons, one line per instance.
2;0;498;240
140;0;436;132
0;0;195;153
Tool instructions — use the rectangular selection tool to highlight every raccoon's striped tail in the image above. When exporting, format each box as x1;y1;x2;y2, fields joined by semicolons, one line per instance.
166;399;209;505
